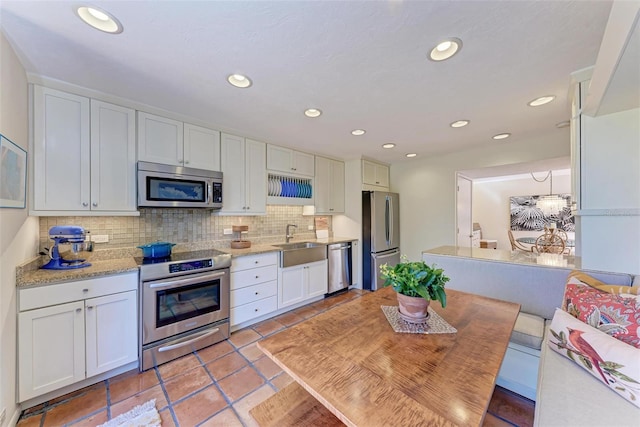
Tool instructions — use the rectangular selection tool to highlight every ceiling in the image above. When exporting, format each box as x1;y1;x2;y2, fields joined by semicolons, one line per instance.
0;1;614;164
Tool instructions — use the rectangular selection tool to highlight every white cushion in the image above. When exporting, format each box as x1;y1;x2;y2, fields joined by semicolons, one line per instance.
511;312;545;350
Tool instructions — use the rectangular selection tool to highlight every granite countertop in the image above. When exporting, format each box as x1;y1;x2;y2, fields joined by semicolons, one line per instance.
422;245;582;269
17;257;139;289
17;236;359;288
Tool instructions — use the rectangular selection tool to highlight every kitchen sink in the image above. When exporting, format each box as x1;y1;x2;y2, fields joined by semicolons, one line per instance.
273;242;327;267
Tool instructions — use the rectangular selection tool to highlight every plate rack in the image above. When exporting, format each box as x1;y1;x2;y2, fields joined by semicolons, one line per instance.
267;173;313;206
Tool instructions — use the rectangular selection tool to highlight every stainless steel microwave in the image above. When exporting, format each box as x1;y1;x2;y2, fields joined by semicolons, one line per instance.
137;161;223;209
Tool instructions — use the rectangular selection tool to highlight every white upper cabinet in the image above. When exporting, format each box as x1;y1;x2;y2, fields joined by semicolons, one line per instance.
90;100;137;212
137;112;183;166
32;86;136;215
267;144;315;176
183;123;221;171
362;160;390;189
138;112;221;171
315;156;345;214
220;133;266;214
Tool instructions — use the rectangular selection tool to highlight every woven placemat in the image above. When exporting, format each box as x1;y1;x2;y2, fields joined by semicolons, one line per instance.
381;306;457;334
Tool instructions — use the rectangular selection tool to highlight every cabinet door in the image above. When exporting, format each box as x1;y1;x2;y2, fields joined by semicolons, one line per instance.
33;86;90;211
330;160;345;213
90;100;136;212
375;163;390;188
85;291;138;377
314;156;331;214
220;133;247;213
267;144;293;173
306;260;328;298
293;151;315;176
362;160;377;186
18;301;85;401
362;160;389;188
279;266;305;308
137;112;184;166
184;123;221;171
245;139;267;214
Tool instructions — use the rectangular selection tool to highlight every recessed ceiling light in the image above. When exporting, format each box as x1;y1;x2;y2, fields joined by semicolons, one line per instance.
76;6;122;33
351;129;366;136
227;74;252;88
304;108;322;118
492;133;511;140
450;120;470;128
406;153;417;158
382;143;396;149
429;38;462;61
555;120;570;128
528;95;555;107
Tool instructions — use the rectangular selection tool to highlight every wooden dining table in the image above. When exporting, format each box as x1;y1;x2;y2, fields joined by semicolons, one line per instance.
255;286;520;427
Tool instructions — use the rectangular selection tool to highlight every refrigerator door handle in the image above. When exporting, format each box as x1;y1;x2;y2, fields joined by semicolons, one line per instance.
373;249;400;260
385;196;390;246
388;195;393;247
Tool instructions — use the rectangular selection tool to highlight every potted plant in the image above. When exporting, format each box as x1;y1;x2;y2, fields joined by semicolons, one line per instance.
380;256;449;323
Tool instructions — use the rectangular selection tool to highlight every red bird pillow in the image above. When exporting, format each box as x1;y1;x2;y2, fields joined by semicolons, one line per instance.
548;308;640;408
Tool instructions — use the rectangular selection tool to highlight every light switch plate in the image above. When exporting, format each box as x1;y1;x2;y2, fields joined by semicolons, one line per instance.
223;228;233;235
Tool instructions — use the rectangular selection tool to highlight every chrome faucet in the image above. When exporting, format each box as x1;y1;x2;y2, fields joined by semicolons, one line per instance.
285;224;297;242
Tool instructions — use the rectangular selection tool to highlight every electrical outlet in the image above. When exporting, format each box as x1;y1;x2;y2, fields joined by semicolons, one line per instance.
307;225;314;230
223;228;233;235
0;408;6;426
91;234;109;243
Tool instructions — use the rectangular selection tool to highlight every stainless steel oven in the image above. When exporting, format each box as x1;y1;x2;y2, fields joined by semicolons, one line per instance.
138;249;232;371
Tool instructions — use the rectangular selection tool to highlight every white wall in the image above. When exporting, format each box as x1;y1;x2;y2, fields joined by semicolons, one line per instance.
391;129;571;260
473;171;571;251
0;31;40;426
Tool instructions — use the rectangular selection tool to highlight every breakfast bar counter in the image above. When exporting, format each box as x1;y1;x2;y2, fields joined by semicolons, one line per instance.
423;245;581;269
255;286;520;426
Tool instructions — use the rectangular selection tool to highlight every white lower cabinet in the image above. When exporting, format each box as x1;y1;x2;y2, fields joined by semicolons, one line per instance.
278;260;328;309
230;253;278;327
18;273;137;402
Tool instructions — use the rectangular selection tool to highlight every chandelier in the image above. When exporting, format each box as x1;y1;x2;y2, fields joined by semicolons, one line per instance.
531;171;566;215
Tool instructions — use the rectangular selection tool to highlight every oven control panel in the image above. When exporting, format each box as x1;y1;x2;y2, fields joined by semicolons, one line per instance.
169;259;213;274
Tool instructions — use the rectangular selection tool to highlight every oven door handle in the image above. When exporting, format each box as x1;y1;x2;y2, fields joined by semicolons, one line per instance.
148;271;226;290
157;328;219;352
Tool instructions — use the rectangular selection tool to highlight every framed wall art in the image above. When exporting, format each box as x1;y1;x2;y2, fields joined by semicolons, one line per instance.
510;194;574;231
0;134;27;209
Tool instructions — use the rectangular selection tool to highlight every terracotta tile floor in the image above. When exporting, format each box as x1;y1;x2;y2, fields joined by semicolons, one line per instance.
16;288;534;426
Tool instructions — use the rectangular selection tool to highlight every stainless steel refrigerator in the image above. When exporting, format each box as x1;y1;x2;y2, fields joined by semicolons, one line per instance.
362;191;400;290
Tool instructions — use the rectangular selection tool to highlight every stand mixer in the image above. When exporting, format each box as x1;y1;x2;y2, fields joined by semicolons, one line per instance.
41;226;92;270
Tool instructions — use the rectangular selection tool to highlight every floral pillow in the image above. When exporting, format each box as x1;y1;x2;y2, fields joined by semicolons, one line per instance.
562;272;640;348
548;309;640;408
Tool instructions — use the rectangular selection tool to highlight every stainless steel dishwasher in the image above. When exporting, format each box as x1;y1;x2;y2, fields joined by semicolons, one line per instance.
327;242;352;294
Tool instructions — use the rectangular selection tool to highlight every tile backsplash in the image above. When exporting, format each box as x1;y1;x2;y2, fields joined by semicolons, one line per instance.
39;206;330;251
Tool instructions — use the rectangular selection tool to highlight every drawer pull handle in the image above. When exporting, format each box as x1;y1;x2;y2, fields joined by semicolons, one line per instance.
255;292;259;295
82;289;89;292
255;275;259;279
76;308;82;313
255;308;259;312
86;306;93;309
255;261;259;264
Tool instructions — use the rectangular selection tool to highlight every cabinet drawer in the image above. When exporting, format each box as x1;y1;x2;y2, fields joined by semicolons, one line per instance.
231;280;277;307
231;252;278;272
231;295;278;326
19;272;138;312
231;265;277;290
